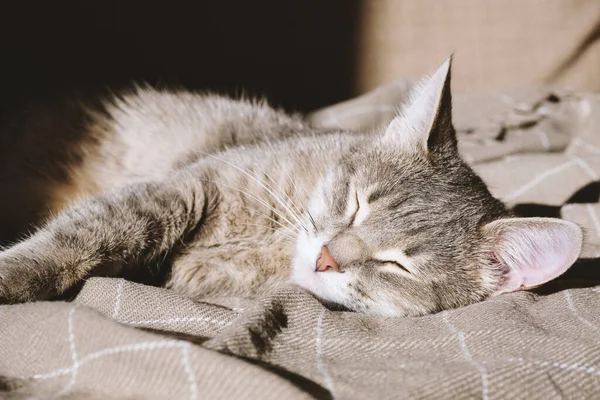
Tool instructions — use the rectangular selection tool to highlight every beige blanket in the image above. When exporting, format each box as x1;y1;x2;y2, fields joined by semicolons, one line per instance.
1;82;600;399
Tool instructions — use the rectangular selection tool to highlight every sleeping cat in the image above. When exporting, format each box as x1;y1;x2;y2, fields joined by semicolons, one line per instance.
0;58;583;317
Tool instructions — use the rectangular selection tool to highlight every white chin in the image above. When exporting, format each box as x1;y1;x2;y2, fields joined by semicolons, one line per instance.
290;256;320;295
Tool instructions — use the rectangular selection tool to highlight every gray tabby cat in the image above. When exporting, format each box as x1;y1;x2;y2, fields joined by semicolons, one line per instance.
0;59;583;317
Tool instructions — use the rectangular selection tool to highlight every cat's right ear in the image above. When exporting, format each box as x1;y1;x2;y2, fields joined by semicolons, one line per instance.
382;56;457;155
483;217;583;296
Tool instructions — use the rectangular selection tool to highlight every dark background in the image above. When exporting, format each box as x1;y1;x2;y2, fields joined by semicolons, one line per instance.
0;1;362;113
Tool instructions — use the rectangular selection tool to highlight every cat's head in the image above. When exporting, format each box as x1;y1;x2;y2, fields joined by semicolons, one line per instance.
291;57;583;317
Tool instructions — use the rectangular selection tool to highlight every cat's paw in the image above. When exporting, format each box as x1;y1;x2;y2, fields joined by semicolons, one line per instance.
0;253;50;304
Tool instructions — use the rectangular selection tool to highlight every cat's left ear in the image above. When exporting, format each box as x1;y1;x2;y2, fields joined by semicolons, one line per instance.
383;56;457;154
484;217;583;296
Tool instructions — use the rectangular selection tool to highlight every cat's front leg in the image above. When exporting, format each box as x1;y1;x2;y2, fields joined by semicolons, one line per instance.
0;174;210;304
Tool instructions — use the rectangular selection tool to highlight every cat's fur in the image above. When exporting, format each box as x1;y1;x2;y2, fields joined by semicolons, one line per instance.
0;59;583;317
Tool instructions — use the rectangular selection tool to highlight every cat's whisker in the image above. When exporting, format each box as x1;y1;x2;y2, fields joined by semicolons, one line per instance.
237;222;297;243
253;163;302;215
198;178;302;236
201;179;301;236
201;152;309;233
281;169;318;231
307;210;317;231
284;165;311;198
247;162;309;234
194;179;300;240
238;202;300;240
261;158;313;232
199;176;301;240
260;215;300;241
251;162;309;233
283;169;318;231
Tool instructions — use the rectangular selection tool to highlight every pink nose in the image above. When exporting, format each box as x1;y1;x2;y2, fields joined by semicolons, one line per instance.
316;245;340;272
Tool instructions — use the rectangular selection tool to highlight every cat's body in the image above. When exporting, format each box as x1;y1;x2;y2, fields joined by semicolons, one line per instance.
0;60;583;317
1;92;334;296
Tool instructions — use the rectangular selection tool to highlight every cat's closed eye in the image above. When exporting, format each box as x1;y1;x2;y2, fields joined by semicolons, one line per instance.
379;260;411;274
347;189;360;226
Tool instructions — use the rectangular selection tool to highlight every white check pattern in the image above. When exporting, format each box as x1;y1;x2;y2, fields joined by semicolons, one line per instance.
1;84;600;399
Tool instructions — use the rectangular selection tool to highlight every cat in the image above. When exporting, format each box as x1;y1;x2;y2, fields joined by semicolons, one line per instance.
0;58;583;317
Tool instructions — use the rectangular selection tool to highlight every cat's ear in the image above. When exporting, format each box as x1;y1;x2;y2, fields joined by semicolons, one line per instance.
383;56;456;154
484;218;583;296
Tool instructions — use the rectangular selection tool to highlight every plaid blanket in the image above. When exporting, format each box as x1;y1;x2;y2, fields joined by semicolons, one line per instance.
1;80;599;399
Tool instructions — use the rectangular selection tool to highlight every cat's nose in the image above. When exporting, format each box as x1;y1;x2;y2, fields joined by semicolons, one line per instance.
316;245;340;273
